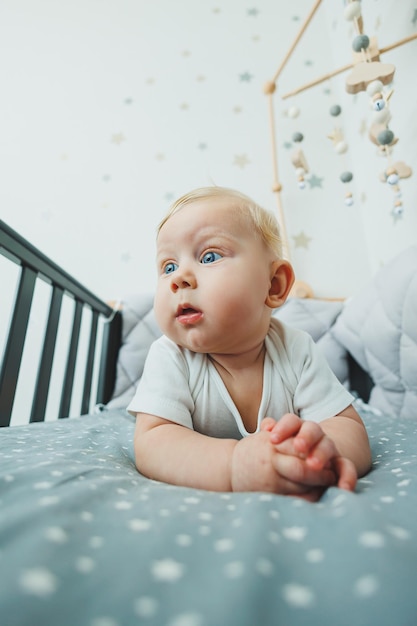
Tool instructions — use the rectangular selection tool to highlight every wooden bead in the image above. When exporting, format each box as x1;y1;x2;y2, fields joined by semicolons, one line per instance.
272;182;282;192
263;81;276;95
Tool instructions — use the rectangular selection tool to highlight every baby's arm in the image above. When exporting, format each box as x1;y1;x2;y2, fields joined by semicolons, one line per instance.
266;405;371;491
134;412;337;496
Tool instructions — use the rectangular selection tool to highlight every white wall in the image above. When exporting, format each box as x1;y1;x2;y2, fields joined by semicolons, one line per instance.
1;0;416;303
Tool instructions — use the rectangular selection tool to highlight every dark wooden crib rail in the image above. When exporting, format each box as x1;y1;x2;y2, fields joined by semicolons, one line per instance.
0;220;121;427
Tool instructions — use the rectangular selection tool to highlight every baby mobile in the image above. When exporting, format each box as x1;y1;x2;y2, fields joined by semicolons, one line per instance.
342;0;412;216
264;0;416;236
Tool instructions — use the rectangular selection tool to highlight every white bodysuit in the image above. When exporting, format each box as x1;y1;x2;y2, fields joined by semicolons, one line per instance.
127;318;354;439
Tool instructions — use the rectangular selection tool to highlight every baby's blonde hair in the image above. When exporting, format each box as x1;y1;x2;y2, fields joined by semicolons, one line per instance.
158;186;283;258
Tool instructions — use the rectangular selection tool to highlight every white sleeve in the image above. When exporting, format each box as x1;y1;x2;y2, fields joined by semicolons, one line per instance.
126;336;194;429
290;331;354;422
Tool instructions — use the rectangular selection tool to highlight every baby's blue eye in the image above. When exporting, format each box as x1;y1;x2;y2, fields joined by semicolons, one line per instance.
164;262;178;274
201;251;222;264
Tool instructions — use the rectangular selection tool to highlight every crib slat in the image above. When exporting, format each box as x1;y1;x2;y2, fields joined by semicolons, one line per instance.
80;310;99;415
0;266;37;427
30;286;64;423
58;300;83;419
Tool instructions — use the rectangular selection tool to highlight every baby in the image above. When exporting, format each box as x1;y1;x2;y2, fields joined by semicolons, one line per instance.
128;186;371;500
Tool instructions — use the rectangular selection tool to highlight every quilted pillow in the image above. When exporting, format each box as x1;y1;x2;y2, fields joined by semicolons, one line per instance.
331;245;417;418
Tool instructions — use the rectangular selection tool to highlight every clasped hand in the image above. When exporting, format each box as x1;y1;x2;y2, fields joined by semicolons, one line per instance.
231;413;357;501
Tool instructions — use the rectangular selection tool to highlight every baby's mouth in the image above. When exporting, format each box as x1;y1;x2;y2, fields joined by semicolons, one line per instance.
176;305;203;325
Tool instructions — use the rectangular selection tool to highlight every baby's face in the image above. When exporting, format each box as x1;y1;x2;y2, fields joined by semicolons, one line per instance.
154;197;275;355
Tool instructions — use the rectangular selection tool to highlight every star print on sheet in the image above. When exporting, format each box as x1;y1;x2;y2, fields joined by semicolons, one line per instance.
233;154;250;168
292;232;312;249
307;174;323;189
239;72;253;82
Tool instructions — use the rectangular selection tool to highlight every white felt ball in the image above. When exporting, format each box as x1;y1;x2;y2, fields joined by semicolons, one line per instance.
344;195;354;206
297;180;306;190
344;1;362;21
288;106;300;119
335;141;348;154
366;80;383;96
295;167;305;177
387;173;399;185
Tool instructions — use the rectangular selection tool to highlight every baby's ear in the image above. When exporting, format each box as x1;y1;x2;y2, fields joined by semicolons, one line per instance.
265;260;295;309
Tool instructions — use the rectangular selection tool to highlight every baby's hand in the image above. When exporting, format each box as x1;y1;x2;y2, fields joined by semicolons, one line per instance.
231;428;336;501
262;414;357;492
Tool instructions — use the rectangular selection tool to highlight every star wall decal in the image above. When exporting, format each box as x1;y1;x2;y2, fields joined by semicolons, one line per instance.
413;9;417;25
155;153;165;161
111;133;126;145
307;174;323;189
233;106;242;114
233;154;250;168
198;142;207;150
247;8;259;16
292;231;312;249
179;102;189;110
239;71;253;82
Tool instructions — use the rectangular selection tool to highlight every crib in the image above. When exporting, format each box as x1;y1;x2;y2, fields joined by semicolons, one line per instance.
1;219;416;626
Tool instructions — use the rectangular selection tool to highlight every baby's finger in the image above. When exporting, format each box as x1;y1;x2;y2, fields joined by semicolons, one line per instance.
333;457;357;492
292;420;326;457
273;452;337;487
260;417;277;432
305;434;339;470
269;413;302;444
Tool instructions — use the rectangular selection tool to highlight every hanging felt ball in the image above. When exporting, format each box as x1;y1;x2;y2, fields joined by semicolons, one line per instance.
344;1;362;20
297;179;306;190
340;171;353;183
288;106;300;119
352;34;370;52
330;104;342;117
377;129;394;145
292;132;304;143
295;167;305;177
366;80;384;97
335;141;348;154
